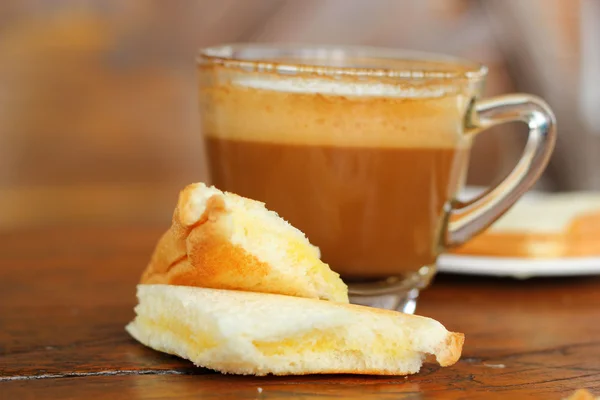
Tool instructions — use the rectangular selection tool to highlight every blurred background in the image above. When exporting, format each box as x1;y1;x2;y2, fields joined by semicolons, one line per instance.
0;0;598;230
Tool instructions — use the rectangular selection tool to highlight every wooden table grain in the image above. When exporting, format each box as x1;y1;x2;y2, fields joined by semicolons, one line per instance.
1;227;599;399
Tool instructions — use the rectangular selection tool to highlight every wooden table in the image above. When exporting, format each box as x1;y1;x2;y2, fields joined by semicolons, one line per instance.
1;226;599;399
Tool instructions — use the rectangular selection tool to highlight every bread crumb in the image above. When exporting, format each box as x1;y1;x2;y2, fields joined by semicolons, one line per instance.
563;389;599;400
483;363;505;369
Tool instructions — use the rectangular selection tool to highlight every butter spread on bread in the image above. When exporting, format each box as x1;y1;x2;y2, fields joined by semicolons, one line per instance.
126;284;464;376
140;182;348;303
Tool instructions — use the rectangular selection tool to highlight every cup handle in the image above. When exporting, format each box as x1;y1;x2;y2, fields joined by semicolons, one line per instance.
445;94;557;247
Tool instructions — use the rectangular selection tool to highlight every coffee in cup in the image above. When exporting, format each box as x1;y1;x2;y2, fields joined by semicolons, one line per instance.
198;44;556;312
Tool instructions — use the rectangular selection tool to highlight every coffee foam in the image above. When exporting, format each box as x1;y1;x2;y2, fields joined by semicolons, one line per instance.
200;76;472;149
234;76;451;98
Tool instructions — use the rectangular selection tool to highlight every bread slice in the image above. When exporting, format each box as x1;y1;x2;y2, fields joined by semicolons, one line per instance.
451;192;600;258
126;284;464;376
140;183;348;303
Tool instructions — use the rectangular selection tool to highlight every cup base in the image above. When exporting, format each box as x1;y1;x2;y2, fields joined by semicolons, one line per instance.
350;288;420;314
345;265;436;314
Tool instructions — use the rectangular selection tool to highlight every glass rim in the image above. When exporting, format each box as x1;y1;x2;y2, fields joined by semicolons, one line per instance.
197;43;488;81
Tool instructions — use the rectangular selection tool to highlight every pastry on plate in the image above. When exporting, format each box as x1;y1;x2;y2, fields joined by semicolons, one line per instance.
452;192;600;258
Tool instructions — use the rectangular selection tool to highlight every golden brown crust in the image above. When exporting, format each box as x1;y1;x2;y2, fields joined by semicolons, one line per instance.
141;186;279;293
450;211;600;258
168;210;272;291
435;332;464;367
450;232;600;258
141;185;208;283
450;212;600;258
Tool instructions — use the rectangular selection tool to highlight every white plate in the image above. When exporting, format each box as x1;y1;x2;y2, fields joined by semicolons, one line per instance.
439;187;600;278
437;254;600;279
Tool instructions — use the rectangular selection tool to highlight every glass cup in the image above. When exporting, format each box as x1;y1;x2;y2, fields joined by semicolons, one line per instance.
197;44;556;313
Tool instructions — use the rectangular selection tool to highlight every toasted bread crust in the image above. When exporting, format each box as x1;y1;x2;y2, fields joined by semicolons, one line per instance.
451;232;600;258
436;332;465;367
142;188;281;293
451;210;600;258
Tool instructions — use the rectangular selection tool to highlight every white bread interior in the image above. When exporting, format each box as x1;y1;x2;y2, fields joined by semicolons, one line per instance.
140;183;348;303
126;284;464;376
